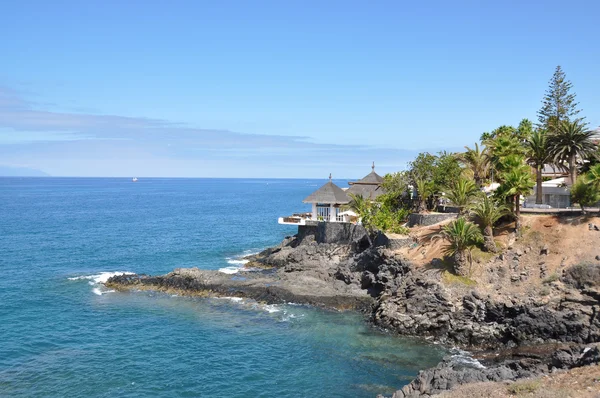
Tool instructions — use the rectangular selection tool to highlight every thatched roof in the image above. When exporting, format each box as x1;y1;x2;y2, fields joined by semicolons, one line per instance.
346;183;385;200
346;162;384;199
303;180;349;204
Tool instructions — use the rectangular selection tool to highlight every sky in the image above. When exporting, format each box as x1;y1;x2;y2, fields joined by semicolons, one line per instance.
0;0;599;178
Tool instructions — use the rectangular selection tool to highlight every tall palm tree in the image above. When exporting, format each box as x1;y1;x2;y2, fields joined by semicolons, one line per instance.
460;143;489;187
526;129;550;204
502;165;534;231
435;218;482;277
547;120;596;185
444;177;479;215
469;196;510;252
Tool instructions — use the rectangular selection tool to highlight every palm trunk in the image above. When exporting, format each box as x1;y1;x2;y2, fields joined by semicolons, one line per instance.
536;166;543;204
515;194;521;232
570;154;577;185
483;225;496;252
454;250;469;276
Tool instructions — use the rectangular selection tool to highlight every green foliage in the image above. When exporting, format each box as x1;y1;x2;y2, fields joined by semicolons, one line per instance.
433;151;463;188
469;195;511;229
459;143;489;187
507;380;541;395
547;120;596;184
584;164;600;188
436;218;483;257
542;273;559;284
409;152;437;181
444;177;479;214
498;158;534;197
345;193;373;227
441;270;477;287
371;206;410;234
570;178;600;211
516;118;535;141
379;172;412;211
346;193;410;234
409;151;465;212
538;65;583;133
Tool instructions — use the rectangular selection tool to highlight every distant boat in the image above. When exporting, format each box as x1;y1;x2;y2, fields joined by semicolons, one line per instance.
132;177;138;182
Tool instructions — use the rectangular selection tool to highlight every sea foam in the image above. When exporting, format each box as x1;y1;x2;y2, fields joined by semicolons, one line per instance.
68;271;134;295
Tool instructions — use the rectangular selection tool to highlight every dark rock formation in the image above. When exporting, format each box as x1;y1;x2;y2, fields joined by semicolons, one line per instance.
386;344;600;398
374;272;600;349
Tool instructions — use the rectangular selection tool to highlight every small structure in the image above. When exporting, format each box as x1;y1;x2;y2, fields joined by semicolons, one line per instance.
524;177;571;209
302;174;350;222
346;162;385;200
278;164;385;225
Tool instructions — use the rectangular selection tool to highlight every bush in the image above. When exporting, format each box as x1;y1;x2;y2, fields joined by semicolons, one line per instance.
371;206;410;234
562;263;600;289
542;273;559;284
506;380;540;395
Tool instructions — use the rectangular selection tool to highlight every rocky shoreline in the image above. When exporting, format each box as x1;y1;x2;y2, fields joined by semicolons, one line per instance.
105;223;600;397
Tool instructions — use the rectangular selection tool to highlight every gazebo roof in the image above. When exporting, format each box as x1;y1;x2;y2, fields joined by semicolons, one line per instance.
303;176;350;204
348;162;384;185
346;183;385;200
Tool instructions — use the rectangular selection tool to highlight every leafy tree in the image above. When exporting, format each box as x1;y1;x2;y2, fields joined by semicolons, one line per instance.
469;196;510;253
435;218;482;277
459;143;489;187
433;151;463;189
570;178;600;214
526;129;550;204
487;135;527;177
408;152;437;182
444;177;479;215
547;120;596;184
379;172;412;211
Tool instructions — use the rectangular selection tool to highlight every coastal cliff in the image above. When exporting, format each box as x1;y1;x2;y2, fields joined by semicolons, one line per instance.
105;215;600;397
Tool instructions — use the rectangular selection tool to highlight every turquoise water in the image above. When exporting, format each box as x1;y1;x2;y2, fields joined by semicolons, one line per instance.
0;178;444;397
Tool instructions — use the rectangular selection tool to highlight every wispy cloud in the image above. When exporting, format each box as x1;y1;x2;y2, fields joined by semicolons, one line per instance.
0;86;434;177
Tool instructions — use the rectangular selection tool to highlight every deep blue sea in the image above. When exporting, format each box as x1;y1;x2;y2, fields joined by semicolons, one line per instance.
0;178;444;397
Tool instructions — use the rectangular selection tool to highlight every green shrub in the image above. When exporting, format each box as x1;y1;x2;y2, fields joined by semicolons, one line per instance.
506;380;540;395
441;270;477;286
542;273;559;284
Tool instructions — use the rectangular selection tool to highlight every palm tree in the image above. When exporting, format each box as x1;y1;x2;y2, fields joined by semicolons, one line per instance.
526;129;550;204
547;120;596;185
571;177;600;214
460;143;489;187
487;135;527;176
415;178;434;213
502;165;534;231
584;164;600;189
345;193;372;226
469;196;510;252
444;177;479;215
435;218;482;277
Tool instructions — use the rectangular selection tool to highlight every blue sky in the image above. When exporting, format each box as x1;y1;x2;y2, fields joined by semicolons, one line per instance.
0;0;598;178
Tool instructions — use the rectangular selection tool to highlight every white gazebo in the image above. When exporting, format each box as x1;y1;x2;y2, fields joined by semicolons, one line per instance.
302;174;350;222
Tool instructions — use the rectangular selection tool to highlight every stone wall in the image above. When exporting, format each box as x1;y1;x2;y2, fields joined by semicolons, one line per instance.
297;222;368;245
408;212;457;227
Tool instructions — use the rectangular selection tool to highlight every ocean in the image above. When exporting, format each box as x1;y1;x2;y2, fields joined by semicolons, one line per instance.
0;177;445;397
